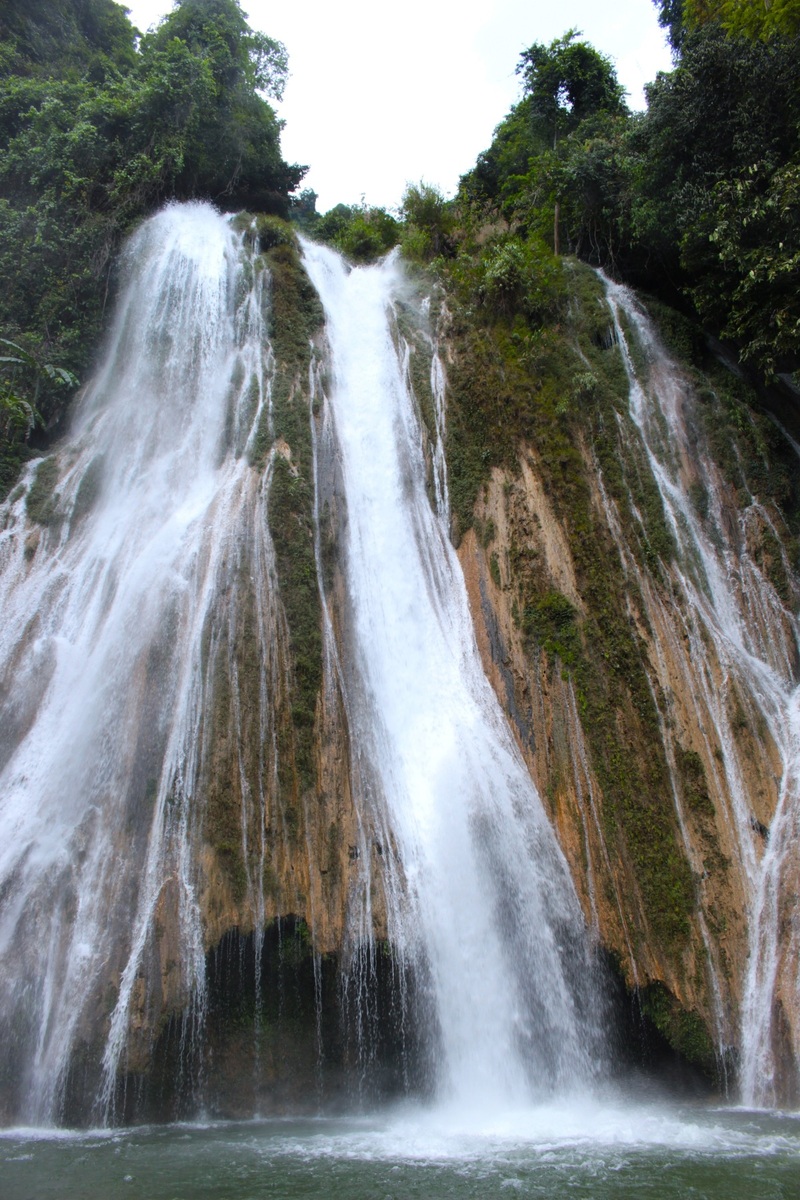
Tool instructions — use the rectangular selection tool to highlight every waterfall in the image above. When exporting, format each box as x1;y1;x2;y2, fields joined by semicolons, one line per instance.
302;242;605;1109
0;203;278;1123
600;275;800;1105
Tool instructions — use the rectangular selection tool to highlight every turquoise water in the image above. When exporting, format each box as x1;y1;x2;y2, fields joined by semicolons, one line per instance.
2;1102;799;1199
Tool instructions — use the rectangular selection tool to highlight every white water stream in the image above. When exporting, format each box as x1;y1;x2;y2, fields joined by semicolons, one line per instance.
601;276;800;1105
302;243;605;1109
0;204;277;1123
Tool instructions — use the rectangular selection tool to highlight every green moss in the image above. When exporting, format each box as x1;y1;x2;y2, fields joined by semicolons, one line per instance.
256;234;325;799
255;214;295;252
675;746;714;818
481;517;496;547
444;256;695;950
25;455;60;525
643;297;705;366
216;841;248;905
71;454;105;524
265;242;323;391
523;590;580;668
639;981;717;1078
231;211;296;254
268;456;322;796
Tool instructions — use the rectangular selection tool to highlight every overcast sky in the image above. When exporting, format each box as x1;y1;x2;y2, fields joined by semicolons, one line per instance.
124;0;673;212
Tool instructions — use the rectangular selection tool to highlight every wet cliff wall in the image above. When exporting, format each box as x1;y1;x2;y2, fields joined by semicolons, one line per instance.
440;261;800;1102
4;218;799;1124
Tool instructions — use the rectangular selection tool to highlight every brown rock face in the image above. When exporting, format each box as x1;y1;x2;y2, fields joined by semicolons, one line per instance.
443;269;800;1102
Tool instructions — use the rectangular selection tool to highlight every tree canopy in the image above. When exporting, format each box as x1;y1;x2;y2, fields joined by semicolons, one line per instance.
656;0;800;44
455;18;800;380
517;30;627;147
0;0;304;494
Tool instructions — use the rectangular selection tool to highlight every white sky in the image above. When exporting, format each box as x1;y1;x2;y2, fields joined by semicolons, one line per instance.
124;0;673;213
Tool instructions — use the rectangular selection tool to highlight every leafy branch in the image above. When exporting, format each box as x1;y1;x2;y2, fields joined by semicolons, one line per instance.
0;336;77;439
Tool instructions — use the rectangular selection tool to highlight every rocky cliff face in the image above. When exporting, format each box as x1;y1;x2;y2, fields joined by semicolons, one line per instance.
445;268;800;1102
5;218;798;1125
128;246;800;1113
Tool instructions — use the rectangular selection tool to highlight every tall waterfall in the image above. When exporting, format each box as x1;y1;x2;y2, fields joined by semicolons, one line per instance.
0;203;277;1123
0;204;606;1126
601;277;800;1105
303;243;605;1108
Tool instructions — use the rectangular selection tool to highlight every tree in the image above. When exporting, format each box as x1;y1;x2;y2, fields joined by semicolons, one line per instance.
459;96;544;218
684;0;800;40
633;20;800;373
315;202;399;263
138;0;302;211
689;161;800;375
0;0;304;495
400;182;455;261
517;30;626;150
516;31;627;254
0;0;138;76
0;337;77;493
653;0;800;50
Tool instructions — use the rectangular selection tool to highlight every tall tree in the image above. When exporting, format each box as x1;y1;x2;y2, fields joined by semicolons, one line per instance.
516;31;626;253
517;30;626;150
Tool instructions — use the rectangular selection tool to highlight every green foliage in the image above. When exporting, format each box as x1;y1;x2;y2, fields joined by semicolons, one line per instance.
639;981;717;1075
461;19;799;377
460;96;546;219
268;456;321;794
523;590;580;666
259;235;324;796
675;746;714;817
476;234;565;321
653;0;688;50
683;0;800;40
517;29;627;149
288;187;319;232
460;33;631;266
252;212;295;252
138;0;301;211
399;182;455;262
0;0;305;494
0;0;138;77
314;202;400;263
632;23;800;375
0;336;77;497
688;161;800;376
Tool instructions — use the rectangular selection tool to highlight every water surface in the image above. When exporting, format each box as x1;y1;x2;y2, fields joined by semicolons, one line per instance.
2;1102;798;1198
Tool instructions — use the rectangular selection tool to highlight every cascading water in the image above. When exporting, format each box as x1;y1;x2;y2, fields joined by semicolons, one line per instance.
302;242;606;1109
0;203;279;1124
600;275;800;1104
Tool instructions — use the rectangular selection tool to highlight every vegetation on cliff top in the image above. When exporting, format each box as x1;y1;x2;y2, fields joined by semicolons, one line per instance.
399;9;799;388
0;0;304;497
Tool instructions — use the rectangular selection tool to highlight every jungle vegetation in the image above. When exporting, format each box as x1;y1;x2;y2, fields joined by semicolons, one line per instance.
2;0;798;491
402;2;799;389
0;0;304;495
